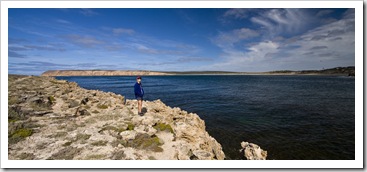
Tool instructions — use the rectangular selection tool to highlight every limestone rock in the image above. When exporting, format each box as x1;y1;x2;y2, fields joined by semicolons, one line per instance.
68;99;79;108
7;75;225;160
240;142;267;160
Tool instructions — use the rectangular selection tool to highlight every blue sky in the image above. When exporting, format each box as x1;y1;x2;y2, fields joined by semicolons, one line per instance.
8;8;355;75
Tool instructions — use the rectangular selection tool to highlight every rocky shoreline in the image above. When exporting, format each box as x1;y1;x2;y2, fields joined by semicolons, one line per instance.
8;74;226;160
8;74;266;160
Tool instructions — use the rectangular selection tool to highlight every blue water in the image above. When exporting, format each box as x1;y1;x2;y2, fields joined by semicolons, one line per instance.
56;75;355;160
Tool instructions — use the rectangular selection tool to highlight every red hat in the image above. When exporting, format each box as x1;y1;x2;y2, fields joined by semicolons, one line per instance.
136;76;142;79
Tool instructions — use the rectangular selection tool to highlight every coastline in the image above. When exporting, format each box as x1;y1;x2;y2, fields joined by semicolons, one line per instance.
40;67;355;77
8;75;226;160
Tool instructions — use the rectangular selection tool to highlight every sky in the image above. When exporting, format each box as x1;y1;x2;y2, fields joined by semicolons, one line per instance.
8;8;355;75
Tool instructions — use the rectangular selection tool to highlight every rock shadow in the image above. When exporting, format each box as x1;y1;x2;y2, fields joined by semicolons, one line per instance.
142;107;147;115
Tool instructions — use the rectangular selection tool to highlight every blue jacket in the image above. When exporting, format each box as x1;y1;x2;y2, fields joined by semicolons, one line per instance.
134;82;144;98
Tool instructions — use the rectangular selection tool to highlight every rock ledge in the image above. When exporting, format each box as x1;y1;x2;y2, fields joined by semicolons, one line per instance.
8;75;225;160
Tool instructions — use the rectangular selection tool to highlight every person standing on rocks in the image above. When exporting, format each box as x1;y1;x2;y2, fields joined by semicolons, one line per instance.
134;76;144;115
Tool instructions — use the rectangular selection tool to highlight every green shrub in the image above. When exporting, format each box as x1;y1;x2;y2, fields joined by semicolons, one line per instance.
93;114;120;121
84;154;106;160
153;123;174;134
8;107;25;121
74;133;91;142
30;102;51;111
8;96;20;105
127;123;135;130
97;104;108;109
48;132;68;139
91;140;108;146
9;128;33;144
11;128;33;138
91;110;100;114
48;96;56;104
62;141;73;147
83;105;91;109
8;119;17;123
99;125;126;134
125;134;163;152
148;156;156;160
110;139;127;148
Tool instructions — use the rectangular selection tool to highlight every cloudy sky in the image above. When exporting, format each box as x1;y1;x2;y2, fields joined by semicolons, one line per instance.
8;8;355;75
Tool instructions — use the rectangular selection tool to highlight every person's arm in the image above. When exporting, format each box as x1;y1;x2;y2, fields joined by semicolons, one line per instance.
134;84;139;96
134;84;142;97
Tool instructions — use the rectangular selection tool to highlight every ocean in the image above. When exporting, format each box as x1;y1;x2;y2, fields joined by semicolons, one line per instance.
56;75;355;160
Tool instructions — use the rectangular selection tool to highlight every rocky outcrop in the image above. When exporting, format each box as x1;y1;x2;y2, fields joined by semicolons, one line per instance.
239;142;267;160
8;75;225;160
41;70;173;76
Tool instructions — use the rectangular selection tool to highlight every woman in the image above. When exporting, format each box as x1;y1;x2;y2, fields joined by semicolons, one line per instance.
134;76;144;115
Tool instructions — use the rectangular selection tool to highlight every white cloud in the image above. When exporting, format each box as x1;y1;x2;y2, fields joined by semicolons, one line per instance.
251;16;268;28
113;28;135;35
56;19;71;24
213;28;260;48
64;34;104;47
80;9;99;16
251;9;309;37
269;11;354;70
223;8;310;37
266;9;289;24
248;41;279;54
209;9;355;72
316;10;333;17
223;9;252;19
10;25;53;38
177;56;213;63
343;9;355;19
132;43;159;54
129;43;191;56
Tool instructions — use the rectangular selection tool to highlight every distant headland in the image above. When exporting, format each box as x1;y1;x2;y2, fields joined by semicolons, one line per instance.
41;66;355;77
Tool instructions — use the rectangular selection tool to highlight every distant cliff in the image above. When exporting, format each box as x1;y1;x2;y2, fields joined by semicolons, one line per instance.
267;66;355;76
41;70;173;76
41;66;355;76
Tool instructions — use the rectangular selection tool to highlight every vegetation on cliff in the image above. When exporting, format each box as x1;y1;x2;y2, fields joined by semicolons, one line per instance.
267;66;355;76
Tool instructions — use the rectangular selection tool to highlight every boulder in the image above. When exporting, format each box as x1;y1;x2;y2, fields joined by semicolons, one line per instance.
68;99;79;108
240;141;267;160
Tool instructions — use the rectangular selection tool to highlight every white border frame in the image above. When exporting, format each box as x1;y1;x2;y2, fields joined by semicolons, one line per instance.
1;0;363;169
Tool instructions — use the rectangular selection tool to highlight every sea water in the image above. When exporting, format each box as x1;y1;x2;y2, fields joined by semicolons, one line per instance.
56;75;355;160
